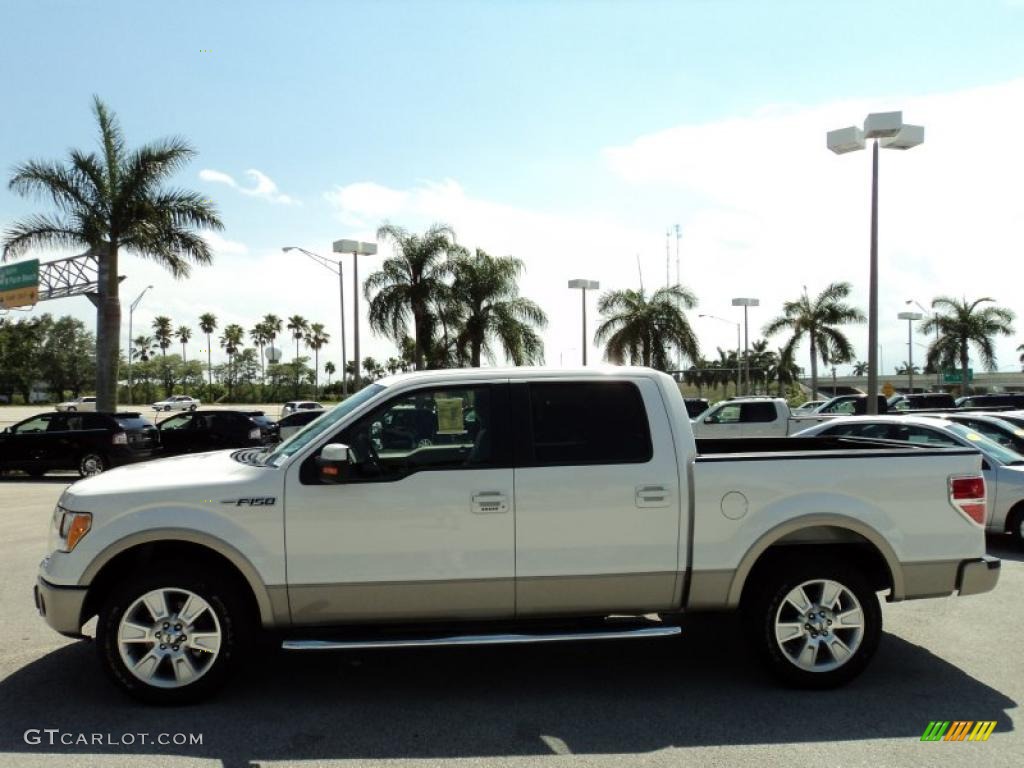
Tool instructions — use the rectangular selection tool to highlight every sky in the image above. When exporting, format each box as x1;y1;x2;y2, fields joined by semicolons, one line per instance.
2;0;1024;377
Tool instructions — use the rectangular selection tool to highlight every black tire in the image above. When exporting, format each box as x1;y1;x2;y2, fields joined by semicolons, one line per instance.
25;467;47;478
67;406;76;412
78;452;107;477
164;405;172;412
743;558;882;689
95;565;245;705
190;404;197;411
1008;506;1024;550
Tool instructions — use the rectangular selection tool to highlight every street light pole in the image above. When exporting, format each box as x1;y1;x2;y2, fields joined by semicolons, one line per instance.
699;314;741;397
568;279;599;366
126;285;153;405
898;311;922;393
334;239;378;390
908;299;939;389
828;111;924;414
732;298;759;396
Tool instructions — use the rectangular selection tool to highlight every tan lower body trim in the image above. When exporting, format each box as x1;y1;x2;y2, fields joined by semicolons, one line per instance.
515;572;677;616
900;560;960;599
685;569;735;610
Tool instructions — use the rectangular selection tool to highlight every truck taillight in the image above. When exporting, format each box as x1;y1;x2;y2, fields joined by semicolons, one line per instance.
111;431;128;446
948;475;986;525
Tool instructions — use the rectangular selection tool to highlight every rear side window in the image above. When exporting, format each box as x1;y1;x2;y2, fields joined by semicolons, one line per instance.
740;402;776;422
115;415;152;430
526;381;652;466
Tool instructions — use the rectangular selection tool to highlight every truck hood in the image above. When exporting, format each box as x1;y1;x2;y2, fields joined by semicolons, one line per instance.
59;449;274;506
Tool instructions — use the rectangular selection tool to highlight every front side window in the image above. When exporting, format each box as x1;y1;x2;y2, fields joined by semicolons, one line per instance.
706;404;740;424
306;385;501;483
526;381;652;466
895;425;960;447
13;414;55;434
159;414;193;431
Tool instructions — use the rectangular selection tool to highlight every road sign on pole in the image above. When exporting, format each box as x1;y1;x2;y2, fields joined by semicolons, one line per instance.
943;369;973;383
0;259;40;309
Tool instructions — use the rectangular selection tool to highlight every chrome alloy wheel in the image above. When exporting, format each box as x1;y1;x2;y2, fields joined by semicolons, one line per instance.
117;588;222;688
773;579;864;673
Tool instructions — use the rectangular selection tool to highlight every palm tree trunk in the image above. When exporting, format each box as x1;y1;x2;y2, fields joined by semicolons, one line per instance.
413;308;429;370
259;345;265;400
471;338;482;368
314;349;320;398
961;344;970;397
206;333;213;402
95;243;121;412
181;342;187;363
809;335;819;399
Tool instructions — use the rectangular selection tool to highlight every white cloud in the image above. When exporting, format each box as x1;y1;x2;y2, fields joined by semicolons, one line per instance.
199;168;299;205
202;231;248;256
323;182;409;228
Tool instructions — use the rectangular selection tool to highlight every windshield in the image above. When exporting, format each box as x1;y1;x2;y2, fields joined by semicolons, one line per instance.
945;422;1024;465
260;384;386;467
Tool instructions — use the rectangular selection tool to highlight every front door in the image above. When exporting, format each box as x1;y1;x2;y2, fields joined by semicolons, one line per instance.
284;382;515;624
512;379;682;616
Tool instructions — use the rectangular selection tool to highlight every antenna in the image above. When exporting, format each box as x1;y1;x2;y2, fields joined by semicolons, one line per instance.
665;229;671;288
636;254;644;292
674;224;681;287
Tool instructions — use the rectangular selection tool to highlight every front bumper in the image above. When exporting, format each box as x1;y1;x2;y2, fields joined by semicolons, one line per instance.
957;555;1001;596
34;576;88;638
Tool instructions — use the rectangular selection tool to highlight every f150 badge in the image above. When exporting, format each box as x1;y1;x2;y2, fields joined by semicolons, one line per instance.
220;497;276;506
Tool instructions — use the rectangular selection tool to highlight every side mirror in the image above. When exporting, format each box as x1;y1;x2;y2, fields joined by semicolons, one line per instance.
704;415;715;424
316;443;353;483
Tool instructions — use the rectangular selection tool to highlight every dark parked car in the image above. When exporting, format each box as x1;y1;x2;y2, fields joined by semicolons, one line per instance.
156;410;277;455
277;409;324;440
0;411;158;477
887;392;957;411
956;393;1024;409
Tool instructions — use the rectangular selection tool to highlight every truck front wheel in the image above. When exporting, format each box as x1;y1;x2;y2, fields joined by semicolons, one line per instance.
745;560;881;688
96;567;243;704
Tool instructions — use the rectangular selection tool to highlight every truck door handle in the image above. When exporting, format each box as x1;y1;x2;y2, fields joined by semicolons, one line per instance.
636;484;670;508
471;491;509;514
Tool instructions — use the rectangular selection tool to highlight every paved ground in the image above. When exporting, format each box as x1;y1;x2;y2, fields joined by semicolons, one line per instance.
0;478;1021;768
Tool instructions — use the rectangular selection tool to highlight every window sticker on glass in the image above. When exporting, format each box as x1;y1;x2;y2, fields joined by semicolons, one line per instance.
435;397;466;434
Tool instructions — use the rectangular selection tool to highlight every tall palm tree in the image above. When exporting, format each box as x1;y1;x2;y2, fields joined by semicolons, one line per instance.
198;313;217;401
176;325;192;362
762;282;865;399
219;323;245;401
304;322;330;397
286;315;308;361
324;361;336;390
449;248;547;366
852;360;868;376
131;335;155;362
594;285;700;371
923;297;1015;396
249;322;269;389
365;223;456;369
261;314;282;362
152;316;173;357
1;96;222;411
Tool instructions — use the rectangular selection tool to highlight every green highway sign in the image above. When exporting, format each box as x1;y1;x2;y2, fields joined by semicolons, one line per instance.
0;259;40;309
943;369;974;383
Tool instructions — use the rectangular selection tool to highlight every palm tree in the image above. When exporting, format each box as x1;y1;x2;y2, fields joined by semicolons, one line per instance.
304;322;330;397
324;361;336;390
286;315;308;361
594;285;700;370
1018;343;1024;372
219;323;245;401
923;297;1015;396
852;360;868;376
769;346;800;397
152;316;173;357
131;335;155;362
449;248;547;366
762;282;865;399
365;223;457;369
895;362;921;375
249;322;269;389
198;313;217;401
1;96;222;411
262;314;282;356
176;325;192;362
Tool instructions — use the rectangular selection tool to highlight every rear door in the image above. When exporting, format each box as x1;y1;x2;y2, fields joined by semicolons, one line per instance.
157;412;195;454
512;378;680;616
739;401;780;437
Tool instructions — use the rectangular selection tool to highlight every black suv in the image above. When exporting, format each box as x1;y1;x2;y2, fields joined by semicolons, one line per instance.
955;393;1024;409
156;410;278;456
0;411;158;477
887;392;957;411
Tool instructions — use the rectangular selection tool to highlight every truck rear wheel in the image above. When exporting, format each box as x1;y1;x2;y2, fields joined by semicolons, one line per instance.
745;560;881;688
96;566;244;704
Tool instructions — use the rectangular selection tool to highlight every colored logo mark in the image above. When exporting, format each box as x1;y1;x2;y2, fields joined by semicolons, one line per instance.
921;721;996;742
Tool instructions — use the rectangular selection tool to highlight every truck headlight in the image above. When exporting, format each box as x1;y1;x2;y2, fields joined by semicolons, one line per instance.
52;506;92;553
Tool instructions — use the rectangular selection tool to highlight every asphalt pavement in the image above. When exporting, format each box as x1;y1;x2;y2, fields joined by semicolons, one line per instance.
0;478;1021;768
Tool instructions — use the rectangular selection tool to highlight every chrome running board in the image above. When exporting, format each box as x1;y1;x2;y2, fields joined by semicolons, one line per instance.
282;625;680;651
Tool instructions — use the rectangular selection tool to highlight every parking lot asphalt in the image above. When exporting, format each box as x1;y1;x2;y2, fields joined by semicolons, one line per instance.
1;477;1021;768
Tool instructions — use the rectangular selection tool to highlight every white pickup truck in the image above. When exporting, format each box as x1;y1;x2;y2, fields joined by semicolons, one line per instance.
692;396;878;438
35;368;999;704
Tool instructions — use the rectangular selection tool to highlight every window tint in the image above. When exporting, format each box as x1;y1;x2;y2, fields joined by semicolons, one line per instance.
826;423;892;439
707;404;740;424
527;381;651;466
115;415;152;430
319;385;500;483
160;414;193;431
740;402;776;422
893;425;960;447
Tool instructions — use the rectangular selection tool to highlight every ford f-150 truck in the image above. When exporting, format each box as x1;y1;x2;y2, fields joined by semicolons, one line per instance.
35;368;999;704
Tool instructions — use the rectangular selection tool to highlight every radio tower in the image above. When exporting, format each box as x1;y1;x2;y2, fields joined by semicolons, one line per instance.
665;229;671;288
674;224;681;286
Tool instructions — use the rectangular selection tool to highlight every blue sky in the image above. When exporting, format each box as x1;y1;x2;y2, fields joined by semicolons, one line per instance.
2;0;1024;373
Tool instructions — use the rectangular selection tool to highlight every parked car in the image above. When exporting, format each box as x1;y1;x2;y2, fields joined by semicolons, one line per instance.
151;395;200;412
811;394;889;415
887;392;956;411
956;393;1024;409
931;413;1024;454
692;396;879;438
55;396;96;412
683;397;710;418
156;410;277;455
0;411;158;477
792;400;827;414
36;368;997;703
281;401;325;417
795;415;1024;544
277;409;324;441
